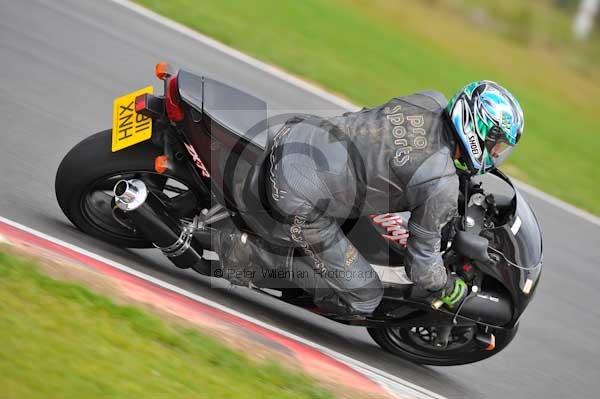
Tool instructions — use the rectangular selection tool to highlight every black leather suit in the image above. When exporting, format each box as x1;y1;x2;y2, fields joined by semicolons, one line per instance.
252;91;459;315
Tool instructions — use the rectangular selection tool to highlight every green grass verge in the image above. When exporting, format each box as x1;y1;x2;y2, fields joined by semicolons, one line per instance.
137;0;600;215
0;251;333;399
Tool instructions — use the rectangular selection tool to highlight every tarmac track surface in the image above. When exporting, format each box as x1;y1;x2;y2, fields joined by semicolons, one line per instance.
1;1;599;398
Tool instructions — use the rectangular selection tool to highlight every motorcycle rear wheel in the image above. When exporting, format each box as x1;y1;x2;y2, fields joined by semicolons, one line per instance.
55;129;200;248
367;323;518;366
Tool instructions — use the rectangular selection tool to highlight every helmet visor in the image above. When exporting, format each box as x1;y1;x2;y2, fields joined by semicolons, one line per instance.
484;136;515;168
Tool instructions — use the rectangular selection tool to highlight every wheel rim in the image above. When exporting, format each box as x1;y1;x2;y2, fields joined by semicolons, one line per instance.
80;171;194;243
385;324;477;356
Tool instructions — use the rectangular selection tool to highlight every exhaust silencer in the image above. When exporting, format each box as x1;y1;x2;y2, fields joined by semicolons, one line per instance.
113;179;210;274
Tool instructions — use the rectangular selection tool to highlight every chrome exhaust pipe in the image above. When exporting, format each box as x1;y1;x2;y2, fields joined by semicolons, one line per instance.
114;180;148;211
113;179;210;274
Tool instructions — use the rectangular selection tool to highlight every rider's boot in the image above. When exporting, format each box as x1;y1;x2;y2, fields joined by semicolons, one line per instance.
212;226;291;286
212;228;262;286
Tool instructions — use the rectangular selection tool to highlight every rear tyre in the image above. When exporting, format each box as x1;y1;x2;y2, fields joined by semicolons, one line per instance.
55;129;199;248
367;323;518;366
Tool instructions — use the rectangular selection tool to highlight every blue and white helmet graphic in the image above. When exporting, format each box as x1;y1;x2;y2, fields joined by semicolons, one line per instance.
447;81;524;174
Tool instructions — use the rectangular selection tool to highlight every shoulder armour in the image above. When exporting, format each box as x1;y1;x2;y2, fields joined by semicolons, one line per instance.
416;91;448;110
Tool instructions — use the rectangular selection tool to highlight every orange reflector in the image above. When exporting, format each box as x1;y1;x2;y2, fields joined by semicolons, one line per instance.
155;62;170;80
486;334;496;351
155;155;170;174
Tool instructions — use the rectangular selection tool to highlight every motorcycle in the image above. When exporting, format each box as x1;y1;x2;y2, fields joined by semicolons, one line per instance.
55;63;543;365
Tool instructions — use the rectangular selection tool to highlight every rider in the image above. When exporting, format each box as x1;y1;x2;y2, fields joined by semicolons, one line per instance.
216;80;524;317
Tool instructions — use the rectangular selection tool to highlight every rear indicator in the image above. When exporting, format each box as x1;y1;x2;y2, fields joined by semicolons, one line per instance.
155;62;171;80
154;155;170;174
165;75;184;122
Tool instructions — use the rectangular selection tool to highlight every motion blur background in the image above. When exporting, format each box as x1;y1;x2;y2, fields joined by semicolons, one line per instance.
1;1;599;398
139;0;600;215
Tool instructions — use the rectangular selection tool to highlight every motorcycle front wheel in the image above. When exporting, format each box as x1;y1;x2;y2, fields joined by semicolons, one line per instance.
367;323;518;366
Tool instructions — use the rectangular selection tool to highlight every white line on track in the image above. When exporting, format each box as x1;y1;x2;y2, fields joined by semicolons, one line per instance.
513;179;600;226
108;0;600;228
0;215;444;399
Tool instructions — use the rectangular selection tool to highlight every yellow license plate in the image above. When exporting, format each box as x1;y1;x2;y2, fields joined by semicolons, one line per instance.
111;86;154;152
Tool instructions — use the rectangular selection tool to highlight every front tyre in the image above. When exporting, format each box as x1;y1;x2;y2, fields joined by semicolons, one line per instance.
55;129;198;248
367;324;518;366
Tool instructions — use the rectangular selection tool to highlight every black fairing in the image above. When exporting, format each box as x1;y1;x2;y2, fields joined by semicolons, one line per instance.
478;170;543;327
